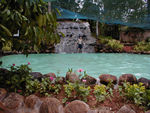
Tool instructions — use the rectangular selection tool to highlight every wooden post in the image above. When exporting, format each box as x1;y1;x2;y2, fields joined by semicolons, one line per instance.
96;21;99;38
48;2;51;13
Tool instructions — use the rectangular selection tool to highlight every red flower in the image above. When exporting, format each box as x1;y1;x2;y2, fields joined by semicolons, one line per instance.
28;62;31;65
77;69;84;73
12;64;15;66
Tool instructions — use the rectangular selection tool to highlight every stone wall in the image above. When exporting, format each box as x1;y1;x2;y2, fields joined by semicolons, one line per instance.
120;30;150;43
55;21;96;53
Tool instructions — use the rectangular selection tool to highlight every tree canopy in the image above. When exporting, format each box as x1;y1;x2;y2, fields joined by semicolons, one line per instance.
0;0;60;54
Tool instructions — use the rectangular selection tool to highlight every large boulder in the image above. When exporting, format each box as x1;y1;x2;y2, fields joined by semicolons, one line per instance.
117;105;135;113
2;93;24;112
39;97;63;113
138;77;150;88
30;72;43;81
119;74;137;85
44;73;56;79
97;106;113;113
66;72;80;83
25;95;41;109
0;88;7;102
0;102;10;113
99;74;117;85
24;95;42;113
81;75;97;85
64;100;89;113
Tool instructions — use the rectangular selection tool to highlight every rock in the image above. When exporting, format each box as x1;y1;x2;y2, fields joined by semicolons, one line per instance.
0;68;9;74
39;97;63;113
0;88;7;102
64;100;89;113
117;105;136;113
44;73;56;78
87;110;97;113
97;106;113;113
81;75;97;85
30;72;43;81
55;22;96;53
145;110;150;113
66;72;80;83
99;74;117;85
24;95;42;113
138;77;150;88
2;93;24;111
0;102;11;113
119;74;137;85
25;95;41;109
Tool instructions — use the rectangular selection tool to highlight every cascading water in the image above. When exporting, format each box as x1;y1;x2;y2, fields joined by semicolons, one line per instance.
55;21;96;53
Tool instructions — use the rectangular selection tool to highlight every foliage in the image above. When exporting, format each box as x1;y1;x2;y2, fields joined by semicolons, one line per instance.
123;82;146;105
63;81;91;103
93;85;107;102
134;41;150;52
0;64;31;92
120;82;150;108
25;77;61;96
0;0;60;53
107;39;124;51
2;41;12;51
68;68;73;73
98;36;124;51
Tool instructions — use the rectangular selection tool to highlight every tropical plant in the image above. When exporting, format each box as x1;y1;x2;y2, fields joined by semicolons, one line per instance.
134;41;150;52
107;39;124;51
0;63;32;92
93;84;107;102
0;0;60;53
121;82;149;106
25;77;62;96
63;81;91;103
98;36;124;51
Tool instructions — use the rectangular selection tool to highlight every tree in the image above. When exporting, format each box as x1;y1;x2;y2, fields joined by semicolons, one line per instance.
0;0;60;54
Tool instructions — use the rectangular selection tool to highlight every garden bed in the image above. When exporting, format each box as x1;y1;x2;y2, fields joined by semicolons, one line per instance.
0;65;150;113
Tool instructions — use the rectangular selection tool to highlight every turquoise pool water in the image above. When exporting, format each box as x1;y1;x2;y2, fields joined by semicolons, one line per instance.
1;53;150;79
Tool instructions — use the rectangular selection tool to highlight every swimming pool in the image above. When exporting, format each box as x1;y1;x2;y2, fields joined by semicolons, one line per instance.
1;53;150;79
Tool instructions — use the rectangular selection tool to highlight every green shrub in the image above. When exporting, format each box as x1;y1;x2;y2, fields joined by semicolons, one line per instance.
98;36;124;51
2;41;12;51
107;39;124;51
120;82;150;108
63;81;91;103
94;84;107;102
0;64;31;93
134;41;150;52
25;77;61;96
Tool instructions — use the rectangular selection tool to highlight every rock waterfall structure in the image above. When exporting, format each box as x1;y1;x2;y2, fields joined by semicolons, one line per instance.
55;21;96;53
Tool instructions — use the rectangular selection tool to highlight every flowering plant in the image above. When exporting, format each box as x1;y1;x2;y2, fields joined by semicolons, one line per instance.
0;63;32;92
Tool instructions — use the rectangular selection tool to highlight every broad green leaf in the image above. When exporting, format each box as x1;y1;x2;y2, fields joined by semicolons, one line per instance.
0;24;12;36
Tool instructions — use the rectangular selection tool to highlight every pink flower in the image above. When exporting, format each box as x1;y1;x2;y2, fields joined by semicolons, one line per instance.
28;62;31;65
17;90;22;93
82;79;86;83
12;64;15;66
50;76;54;81
77;69;84;73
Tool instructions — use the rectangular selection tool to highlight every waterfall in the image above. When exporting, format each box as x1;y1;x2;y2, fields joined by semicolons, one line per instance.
55;21;96;53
